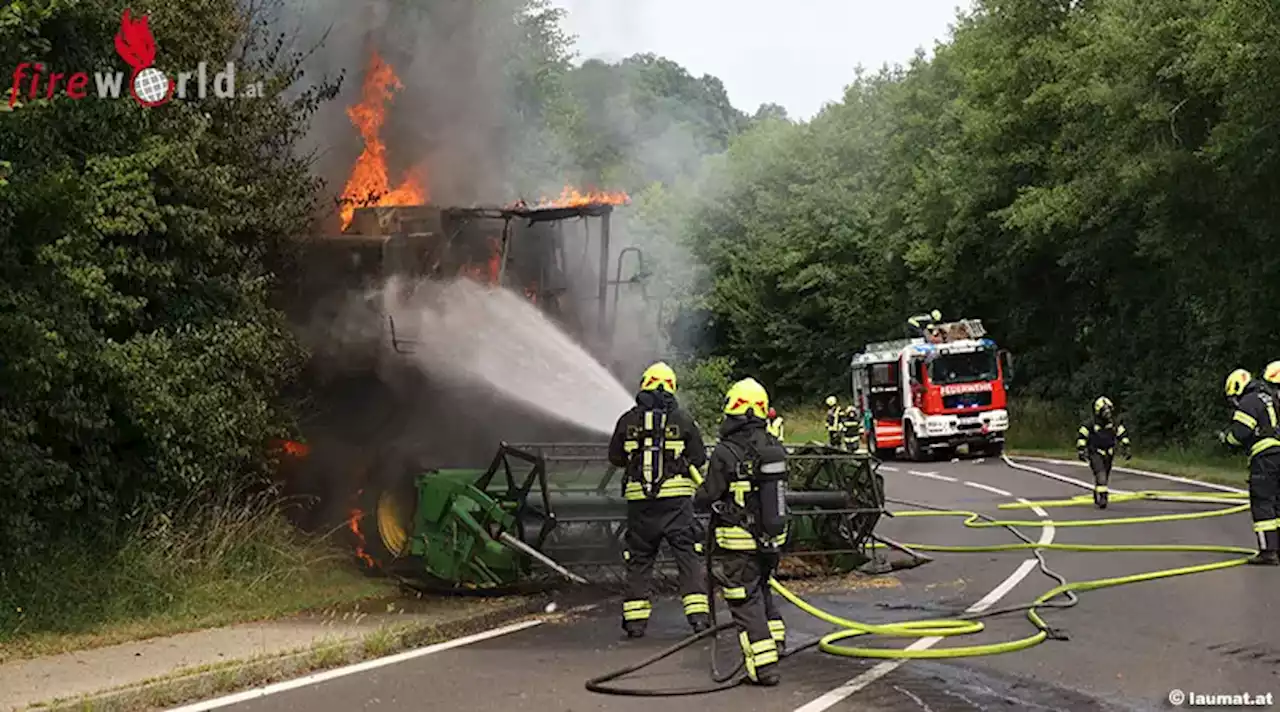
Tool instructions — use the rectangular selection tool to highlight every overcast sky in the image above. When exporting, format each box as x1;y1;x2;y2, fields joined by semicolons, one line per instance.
547;0;976;121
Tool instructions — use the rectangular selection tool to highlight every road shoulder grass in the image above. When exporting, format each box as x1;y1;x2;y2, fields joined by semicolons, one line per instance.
0;491;397;665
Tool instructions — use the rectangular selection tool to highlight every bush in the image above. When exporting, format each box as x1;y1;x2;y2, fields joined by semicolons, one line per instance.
674;356;737;435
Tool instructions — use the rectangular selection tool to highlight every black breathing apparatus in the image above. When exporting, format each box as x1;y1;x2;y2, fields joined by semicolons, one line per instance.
754;445;789;545
721;433;790;550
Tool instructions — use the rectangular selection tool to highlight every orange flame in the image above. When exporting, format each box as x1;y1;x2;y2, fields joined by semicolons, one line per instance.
348;490;376;569
509;185;631;211
271;439;310;458
456;237;502;285
339;51;427;231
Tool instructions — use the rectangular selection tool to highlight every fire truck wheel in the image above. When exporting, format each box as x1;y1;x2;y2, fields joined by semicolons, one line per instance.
984;441;1005;457
905;425;924;461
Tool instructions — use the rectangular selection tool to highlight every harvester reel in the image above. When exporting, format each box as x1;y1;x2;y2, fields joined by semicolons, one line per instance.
357;441;894;594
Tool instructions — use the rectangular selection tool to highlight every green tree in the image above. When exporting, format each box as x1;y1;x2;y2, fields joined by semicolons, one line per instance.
677;0;1280;445
0;0;338;565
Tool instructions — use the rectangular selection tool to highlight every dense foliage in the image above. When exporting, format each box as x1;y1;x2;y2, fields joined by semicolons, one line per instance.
680;0;1280;442
0;0;337;571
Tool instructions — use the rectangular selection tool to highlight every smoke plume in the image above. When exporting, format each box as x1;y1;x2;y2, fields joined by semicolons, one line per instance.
260;0;735;527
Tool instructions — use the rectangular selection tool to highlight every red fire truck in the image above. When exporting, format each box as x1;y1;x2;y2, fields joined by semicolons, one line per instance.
850;318;1013;461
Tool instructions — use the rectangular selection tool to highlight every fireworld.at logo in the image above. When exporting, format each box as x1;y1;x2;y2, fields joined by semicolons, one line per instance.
7;8;264;109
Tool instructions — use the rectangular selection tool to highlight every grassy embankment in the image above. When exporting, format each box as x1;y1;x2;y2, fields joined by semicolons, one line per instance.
776;397;1245;486
0;490;395;664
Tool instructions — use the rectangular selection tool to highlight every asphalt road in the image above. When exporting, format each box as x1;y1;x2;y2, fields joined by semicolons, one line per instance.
176;456;1280;712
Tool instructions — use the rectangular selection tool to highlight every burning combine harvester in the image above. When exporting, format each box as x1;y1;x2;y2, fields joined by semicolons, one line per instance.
276;196;899;594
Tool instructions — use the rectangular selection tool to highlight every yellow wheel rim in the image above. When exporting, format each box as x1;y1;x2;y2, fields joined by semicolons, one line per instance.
376;490;410;556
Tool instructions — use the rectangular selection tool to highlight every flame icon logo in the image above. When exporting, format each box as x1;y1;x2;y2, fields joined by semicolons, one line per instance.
114;8;173;107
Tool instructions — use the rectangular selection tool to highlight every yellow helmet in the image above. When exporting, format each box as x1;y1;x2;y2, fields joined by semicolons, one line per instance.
825;395;837;407
639;362;676;393
1264;361;1280;385
1093;396;1113;415
1225;368;1252;398
724;378;769;418
930;309;941;321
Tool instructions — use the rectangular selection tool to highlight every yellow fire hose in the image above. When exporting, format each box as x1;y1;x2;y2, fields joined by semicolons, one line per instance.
587;482;1256;696
769;489;1254;661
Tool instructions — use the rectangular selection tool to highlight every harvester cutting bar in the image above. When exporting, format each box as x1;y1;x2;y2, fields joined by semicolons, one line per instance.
373;441;887;591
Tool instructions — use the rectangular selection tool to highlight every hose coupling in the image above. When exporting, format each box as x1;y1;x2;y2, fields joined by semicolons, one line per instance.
1043;626;1070;641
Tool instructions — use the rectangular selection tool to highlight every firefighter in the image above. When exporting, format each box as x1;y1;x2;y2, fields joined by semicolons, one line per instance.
697;377;788;686
607;361;712;637
766;407;785;441
1219;368;1280;566
825;396;842;446
839;405;862;450
1075;396;1131;509
907;309;942;337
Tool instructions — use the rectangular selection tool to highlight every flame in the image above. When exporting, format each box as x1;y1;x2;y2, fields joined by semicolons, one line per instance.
271;439;310;458
114;9;156;70
348;489;376;569
508;185;631;211
339;51;427;231
456;237;502;285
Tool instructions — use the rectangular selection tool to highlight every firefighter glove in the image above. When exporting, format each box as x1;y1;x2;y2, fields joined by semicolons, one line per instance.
759;549;780;575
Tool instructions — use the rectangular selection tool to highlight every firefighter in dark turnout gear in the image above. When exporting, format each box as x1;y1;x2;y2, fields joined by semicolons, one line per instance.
825;396;842;446
696;378;788;686
1075;396;1131;509
907;309;942;337
839;405;862;450
1219;369;1280;566
608;362;712;636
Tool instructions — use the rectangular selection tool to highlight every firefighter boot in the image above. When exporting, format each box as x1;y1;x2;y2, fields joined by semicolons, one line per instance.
754;668;780;687
1094;486;1108;509
1248;530;1280;566
688;613;710;634
623;620;646;638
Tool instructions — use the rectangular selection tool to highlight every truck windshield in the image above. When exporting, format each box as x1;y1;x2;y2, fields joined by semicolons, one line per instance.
928;348;998;385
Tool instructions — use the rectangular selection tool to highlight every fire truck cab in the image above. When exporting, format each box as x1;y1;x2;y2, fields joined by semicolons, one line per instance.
850;318;1012;461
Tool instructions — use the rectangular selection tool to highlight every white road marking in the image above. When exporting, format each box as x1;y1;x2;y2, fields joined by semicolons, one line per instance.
793;473;1054;712
1018;498;1056;544
963;481;1012;497
1001;456;1237;505
164;619;544;711
1001;456;1133;494
1010;455;1245;494
879;466;900;472
907;469;957;482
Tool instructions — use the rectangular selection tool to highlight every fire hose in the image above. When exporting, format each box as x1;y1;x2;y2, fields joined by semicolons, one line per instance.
584;475;1255;695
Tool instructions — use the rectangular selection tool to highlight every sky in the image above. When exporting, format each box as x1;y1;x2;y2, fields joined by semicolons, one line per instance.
547;0;976;122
